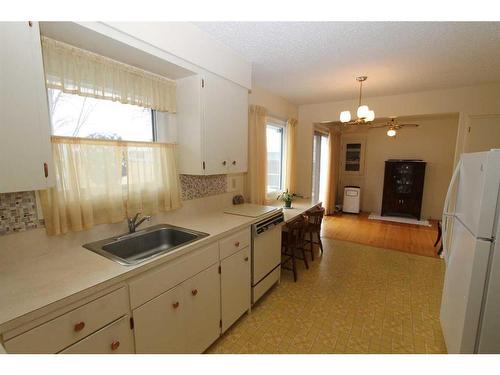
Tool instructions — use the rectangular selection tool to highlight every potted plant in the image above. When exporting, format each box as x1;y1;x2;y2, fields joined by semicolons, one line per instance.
277;189;297;208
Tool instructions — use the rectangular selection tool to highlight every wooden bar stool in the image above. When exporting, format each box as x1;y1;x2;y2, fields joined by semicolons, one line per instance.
281;216;309;282
303;207;325;261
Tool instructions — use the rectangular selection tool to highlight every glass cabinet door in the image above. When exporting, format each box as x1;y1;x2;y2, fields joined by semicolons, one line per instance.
394;163;415;194
344;143;361;172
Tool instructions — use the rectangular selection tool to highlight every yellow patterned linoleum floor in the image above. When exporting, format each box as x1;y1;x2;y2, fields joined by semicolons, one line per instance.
206;238;447;354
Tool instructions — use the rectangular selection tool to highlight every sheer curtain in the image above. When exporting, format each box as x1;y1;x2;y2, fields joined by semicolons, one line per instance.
246;105;268;204
284;118;297;192
41;37;176;113
126;143;181;215
40;137;181;235
324;130;342;215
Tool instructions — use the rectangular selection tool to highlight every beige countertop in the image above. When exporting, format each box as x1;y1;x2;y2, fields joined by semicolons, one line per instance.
0;208;266;333
270;198;322;222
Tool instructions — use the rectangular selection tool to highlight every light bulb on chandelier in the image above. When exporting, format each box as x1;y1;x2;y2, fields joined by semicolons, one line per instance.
339;76;375;124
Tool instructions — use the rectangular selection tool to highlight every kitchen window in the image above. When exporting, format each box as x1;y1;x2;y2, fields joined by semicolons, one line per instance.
48;89;156;142
40;38;181;235
266;121;286;194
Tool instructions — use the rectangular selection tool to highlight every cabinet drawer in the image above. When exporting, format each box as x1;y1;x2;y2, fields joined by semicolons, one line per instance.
60;315;134;354
129;242;219;309
4;287;129;354
219;228;251;260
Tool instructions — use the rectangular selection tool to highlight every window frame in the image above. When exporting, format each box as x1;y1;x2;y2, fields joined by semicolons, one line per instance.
47;88;158;143
266;118;287;196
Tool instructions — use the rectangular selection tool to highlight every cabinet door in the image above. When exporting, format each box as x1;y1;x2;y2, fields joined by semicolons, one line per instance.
176;75;204;175
133;283;187;353
225;83;248;174
0;22;53;193
60;315;134;354
201;74;230;175
184;263;221;353
220;247;251;332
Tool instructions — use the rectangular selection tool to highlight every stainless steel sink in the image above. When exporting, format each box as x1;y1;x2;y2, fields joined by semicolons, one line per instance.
83;224;209;265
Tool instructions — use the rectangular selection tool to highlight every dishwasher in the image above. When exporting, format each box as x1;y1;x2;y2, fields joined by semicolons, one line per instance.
251;211;284;303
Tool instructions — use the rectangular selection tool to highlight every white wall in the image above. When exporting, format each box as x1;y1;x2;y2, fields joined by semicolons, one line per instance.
297;83;500;197
249;86;298;120
77;22;252;89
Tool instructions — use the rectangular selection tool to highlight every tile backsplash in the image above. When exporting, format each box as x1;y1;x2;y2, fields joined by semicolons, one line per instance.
180;174;227;201
0;174;230;235
0;191;41;235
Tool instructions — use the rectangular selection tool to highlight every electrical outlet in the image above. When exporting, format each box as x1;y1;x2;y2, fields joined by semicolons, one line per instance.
227;176;238;192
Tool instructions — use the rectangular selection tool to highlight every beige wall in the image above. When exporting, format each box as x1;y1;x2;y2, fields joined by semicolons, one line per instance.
338;114;459;220
297;83;500;198
249;86;298;120
463;114;500;153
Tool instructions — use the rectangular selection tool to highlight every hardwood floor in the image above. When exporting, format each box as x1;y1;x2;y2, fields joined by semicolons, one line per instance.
321;212;439;258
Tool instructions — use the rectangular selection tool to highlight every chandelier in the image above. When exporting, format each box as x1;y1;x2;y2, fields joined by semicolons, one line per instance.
339;76;375;124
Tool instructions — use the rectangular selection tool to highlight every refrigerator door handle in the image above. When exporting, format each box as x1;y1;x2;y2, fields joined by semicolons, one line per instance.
442;159;462;262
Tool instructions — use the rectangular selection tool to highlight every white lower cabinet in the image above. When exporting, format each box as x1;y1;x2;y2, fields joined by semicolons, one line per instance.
4;287;129;354
133;282;187;354
2;228;254;354
220;247;251;332
60;315;134;354
133;263;221;353
184;263;221;353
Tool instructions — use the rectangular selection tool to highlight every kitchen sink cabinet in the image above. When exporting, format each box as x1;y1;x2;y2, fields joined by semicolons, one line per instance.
220;246;251;333
0;21;54;193
176;72;248;175
133;282;187;354
133;263;221;354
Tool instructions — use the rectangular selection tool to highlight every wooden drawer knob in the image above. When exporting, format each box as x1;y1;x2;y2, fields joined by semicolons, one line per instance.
74;321;85;332
244;257;249;262
110;340;120;351
234;241;240;247
191;289;198;296
172;301;180;309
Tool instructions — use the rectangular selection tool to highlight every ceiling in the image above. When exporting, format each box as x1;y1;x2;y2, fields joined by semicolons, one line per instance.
194;22;500;105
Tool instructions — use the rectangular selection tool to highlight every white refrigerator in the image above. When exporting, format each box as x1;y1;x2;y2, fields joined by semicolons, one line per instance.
440;149;500;353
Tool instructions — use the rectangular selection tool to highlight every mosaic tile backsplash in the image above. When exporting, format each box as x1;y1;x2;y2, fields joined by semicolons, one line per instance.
180;174;227;201
0;175;228;235
0;191;41;235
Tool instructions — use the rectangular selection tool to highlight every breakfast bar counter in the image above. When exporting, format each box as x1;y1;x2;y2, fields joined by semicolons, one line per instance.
270;198;322;222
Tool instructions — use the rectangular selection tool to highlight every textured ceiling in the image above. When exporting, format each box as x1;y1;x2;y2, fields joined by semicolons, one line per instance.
193;22;500;104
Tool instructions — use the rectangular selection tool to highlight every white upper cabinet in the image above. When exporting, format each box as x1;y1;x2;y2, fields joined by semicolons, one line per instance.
176;73;248;175
0;22;53;193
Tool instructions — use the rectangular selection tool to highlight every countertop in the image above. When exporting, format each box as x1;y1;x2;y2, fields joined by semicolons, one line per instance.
0;208;269;334
0;199;319;334
270;198;322;222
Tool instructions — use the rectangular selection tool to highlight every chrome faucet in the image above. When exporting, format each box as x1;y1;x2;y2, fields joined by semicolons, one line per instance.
127;212;151;233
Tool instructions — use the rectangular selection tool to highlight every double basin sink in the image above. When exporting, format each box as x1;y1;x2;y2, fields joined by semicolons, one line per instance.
83;224;209;265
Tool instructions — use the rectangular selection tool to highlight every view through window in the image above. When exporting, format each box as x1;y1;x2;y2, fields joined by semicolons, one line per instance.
266;122;285;193
312;131;329;203
48;88;155;141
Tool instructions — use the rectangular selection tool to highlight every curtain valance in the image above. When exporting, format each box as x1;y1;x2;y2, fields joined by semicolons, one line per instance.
41;37;176;113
